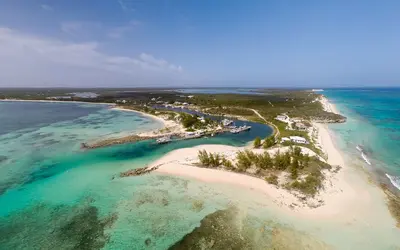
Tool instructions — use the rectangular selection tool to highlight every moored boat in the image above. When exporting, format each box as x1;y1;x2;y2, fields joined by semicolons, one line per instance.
156;136;172;144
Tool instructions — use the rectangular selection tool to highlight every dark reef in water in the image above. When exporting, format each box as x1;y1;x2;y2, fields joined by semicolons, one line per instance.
169;207;256;250
0;200;117;250
0;155;8;163
169;207;331;250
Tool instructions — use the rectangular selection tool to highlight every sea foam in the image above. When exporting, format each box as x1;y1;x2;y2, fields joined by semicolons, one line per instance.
386;174;400;191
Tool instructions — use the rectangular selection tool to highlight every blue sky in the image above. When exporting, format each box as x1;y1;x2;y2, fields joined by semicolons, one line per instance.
0;0;399;87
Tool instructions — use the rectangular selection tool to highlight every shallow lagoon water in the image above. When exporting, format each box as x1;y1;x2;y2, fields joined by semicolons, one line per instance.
0;101;399;249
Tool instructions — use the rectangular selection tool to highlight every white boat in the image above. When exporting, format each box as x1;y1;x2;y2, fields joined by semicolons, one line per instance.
156;136;171;144
185;132;202;139
222;119;233;126
356;145;363;152
230;125;251;134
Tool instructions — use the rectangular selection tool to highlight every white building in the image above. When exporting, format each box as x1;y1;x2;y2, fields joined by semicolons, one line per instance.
275;114;290;123
281;136;308;144
289;136;308;144
295;122;308;131
291;117;303;123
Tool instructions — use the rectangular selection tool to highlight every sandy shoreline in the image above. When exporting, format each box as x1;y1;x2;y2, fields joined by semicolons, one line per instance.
111;107;185;138
147;97;398;229
111;107;168;127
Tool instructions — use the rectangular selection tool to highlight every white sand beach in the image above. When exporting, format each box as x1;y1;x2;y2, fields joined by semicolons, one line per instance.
148;98;398;232
112;107;185;136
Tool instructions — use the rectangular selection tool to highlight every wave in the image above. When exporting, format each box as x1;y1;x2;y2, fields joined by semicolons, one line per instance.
356;145;371;165
361;152;371;165
386;174;400;191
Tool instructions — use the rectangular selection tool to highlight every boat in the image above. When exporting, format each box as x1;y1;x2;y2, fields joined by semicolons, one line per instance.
185;132;202;139
156;136;172;144
221;118;233;127
230;125;251;134
356;145;363;152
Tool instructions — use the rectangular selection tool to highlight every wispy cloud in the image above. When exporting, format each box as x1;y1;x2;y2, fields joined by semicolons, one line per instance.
61;21;102;36
0;27;183;87
107;20;141;39
118;0;136;11
41;4;53;11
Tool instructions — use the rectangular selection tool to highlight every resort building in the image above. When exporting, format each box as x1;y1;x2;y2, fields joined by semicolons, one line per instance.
289;136;308;144
275;114;290;123
281;136;309;144
294;122;308;131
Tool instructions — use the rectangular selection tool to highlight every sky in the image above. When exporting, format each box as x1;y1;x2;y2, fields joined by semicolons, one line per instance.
0;0;399;88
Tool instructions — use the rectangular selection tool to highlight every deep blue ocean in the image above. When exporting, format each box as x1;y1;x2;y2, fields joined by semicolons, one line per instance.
323;88;400;191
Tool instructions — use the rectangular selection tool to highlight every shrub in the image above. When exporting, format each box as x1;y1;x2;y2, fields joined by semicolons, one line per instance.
198;150;210;166
290;172;323;196
253;137;262;148
255;152;273;170
222;157;234;169
198;150;221;168
290;159;299;179
265;174;279;186
263;136;276;148
236;151;252;171
244;149;258;163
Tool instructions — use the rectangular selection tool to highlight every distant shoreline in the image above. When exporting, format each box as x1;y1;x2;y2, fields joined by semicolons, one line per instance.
0;99;115;106
111;107;168;127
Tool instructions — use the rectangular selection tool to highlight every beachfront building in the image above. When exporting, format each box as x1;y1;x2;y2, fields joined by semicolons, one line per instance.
294;122;308;131
289;136;308;144
281;136;309;144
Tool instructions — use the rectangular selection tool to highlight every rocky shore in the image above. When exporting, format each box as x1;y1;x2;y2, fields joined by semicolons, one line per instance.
119;164;163;177
81;135;158;149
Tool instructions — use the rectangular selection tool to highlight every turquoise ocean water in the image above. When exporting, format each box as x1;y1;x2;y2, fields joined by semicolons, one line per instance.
323;88;400;192
0;100;399;249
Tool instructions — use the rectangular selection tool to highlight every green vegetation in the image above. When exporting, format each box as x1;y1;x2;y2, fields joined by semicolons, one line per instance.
180;113;199;128
380;184;400;228
221;157;234;169
290;173;322;196
198;150;222;168
265;174;279;186
236;150;253;171
263;136;276;148
197;146;331;197
190;91;345;122
253;137;261;148
179;113;216;130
